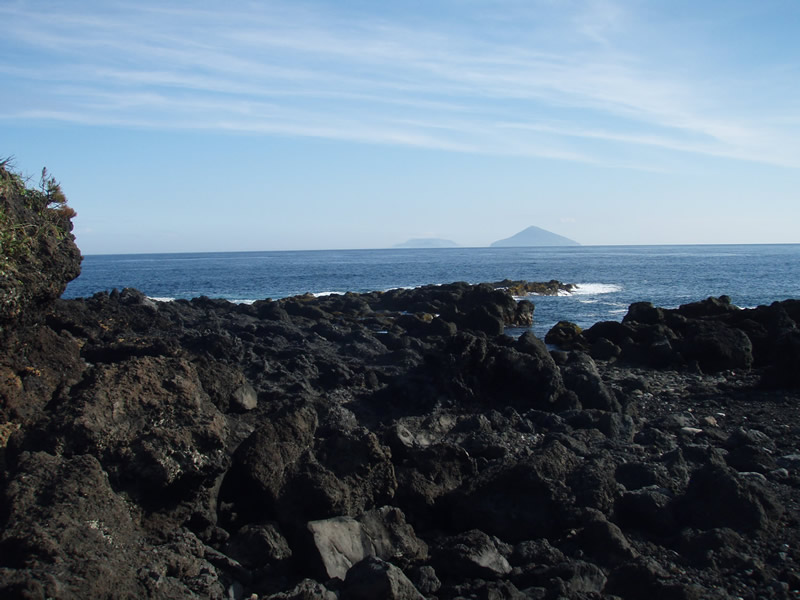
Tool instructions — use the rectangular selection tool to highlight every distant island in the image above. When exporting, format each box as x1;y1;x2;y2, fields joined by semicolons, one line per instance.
392;227;578;248
491;225;580;247
394;238;459;248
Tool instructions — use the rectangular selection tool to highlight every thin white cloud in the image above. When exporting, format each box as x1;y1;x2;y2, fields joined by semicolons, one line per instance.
572;0;628;44
1;0;798;169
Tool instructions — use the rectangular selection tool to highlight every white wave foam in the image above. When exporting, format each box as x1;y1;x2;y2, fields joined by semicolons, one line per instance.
513;288;575;298
312;291;347;297
571;283;623;295
149;296;262;304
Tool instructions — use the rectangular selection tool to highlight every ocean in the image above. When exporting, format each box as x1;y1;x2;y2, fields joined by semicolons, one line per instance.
63;244;800;339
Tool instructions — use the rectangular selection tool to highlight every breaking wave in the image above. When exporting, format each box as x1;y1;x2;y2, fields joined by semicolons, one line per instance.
571;283;623;295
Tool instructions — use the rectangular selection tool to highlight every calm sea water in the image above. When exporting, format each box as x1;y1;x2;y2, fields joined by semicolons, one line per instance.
64;245;800;338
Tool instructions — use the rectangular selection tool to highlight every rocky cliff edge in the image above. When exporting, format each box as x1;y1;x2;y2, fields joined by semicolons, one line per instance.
0;161;81;331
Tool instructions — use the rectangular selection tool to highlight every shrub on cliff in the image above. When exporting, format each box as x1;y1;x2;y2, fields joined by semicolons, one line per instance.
0;159;81;331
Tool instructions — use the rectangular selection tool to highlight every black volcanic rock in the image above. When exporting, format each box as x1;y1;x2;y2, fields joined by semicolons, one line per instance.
545;320;586;349
680;320;754;372
431;529;511;580
560;352;621;412
1;165;82;429
444;441;579;542
3;281;800;598
675;463;782;533
343;556;425;599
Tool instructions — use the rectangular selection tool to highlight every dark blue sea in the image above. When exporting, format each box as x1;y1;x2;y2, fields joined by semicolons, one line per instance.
64;245;800;339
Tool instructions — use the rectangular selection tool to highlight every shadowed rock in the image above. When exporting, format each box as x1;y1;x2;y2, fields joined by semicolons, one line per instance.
343;556;424;600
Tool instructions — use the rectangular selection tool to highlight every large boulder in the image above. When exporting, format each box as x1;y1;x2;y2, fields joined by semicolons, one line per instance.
384;331;565;414
677;295;739;318
444;441;579;542
761;329;800;388
545;321;585;350
0;452;224;599
615;487;677;537
0;325;85;424
674;463;782;533
343;556;424;600
393;442;477;527
0;451;142;598
358;506;429;567
304;517;370;581
302;507;427;581
224;522;293;570
560;352;621;412
220;403;318;524
432;529;512;580
623;302;666;325
18;356;230;518
459;304;505;336
483;345;565;409
371;282;534;330
275;426;397;523
583;320;636;346
680;321;753;372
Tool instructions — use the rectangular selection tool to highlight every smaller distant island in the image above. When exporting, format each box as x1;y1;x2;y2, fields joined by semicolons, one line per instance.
491;225;580;247
394;238;459;248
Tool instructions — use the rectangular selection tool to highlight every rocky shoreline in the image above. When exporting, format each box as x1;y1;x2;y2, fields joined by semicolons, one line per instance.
1;280;799;599
2;169;800;599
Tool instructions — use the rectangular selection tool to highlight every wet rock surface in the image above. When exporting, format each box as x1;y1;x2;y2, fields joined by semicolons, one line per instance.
1;270;800;598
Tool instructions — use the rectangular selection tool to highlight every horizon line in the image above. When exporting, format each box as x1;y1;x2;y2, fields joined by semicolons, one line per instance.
79;241;800;258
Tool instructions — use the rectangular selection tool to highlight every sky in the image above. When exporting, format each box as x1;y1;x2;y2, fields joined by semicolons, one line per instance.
2;0;799;254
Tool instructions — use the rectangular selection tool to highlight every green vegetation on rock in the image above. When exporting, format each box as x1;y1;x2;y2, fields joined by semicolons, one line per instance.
0;158;80;329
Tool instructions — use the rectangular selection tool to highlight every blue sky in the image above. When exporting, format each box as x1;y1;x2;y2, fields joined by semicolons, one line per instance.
2;0;799;254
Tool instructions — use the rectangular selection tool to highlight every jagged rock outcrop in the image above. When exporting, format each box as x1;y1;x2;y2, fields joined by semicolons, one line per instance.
1;164;82;438
567;294;798;382
0;163;81;331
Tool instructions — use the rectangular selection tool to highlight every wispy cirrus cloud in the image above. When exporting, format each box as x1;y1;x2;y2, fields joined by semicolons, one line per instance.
2;0;798;169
